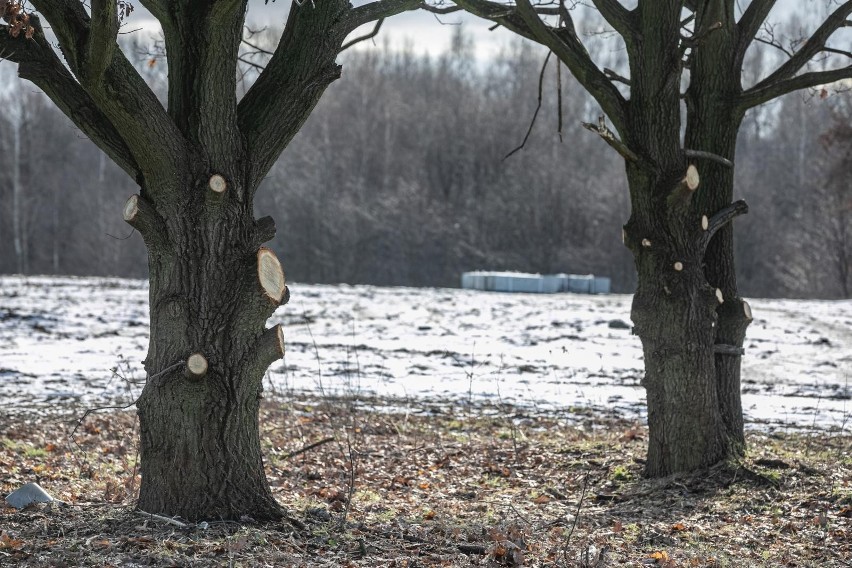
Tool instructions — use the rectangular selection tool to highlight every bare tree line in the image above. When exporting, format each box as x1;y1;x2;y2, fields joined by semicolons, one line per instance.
0;28;849;298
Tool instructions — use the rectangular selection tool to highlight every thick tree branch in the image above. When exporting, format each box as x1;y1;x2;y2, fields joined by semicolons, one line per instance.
158;1;247;173
137;0;169;23
346;0;421;31
29;0;185;191
0;18;141;180
699;199;749;254
85;0;119;84
734;0;777;69
521;0;628;133
239;0;354;191
739;66;852;110
742;1;852;102
590;0;636;43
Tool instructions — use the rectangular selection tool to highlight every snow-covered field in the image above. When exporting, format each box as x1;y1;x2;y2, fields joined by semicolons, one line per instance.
0;275;850;430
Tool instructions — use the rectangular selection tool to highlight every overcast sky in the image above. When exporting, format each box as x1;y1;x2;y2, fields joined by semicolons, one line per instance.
116;0;813;64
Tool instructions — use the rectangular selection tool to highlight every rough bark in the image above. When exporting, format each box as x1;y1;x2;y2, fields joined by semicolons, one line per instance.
129;167;287;519
686;1;749;452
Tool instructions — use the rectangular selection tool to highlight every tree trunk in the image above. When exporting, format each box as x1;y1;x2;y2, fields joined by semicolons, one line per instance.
126;178;287;521
624;163;731;475
685;2;751;453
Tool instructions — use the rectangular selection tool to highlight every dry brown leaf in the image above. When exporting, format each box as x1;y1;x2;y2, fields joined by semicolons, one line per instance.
0;533;24;550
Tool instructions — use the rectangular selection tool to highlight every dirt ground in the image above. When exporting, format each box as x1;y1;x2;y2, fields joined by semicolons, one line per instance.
1;396;850;567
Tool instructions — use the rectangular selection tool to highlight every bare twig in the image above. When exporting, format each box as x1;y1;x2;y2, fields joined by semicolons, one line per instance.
136;510;189;528
504;50;552;160
70;361;182;438
283;437;335;460
563;473;590;560
581;115;641;163
341;18;385;51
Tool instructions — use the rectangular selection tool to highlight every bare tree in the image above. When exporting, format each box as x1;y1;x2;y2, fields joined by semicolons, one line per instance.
0;0;422;520
445;0;852;475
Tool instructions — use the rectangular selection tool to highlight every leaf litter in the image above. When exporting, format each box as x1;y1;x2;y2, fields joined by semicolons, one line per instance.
1;395;850;566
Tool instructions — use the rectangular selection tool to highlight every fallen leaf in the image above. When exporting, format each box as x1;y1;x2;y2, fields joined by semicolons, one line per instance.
0;533;23;550
670;522;687;532
533;494;550;504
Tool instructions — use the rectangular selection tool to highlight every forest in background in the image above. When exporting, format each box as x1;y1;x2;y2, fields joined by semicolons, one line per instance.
0;28;850;298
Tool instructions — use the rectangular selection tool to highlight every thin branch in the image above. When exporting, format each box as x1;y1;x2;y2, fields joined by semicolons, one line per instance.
238;54;266;71
685;149;733;168
739;65;852;110
556;57;563;141
821;46;852;59
283;437;335;460
603;67;630;85
238;0;350;190
341;18;384;51
563;474;589;557
581;115;641;163
681;20;722;49
504;50;551;160
136;511;189;528
515;0;629;134
753;23;794;58
241;35;275;56
452;0;628;133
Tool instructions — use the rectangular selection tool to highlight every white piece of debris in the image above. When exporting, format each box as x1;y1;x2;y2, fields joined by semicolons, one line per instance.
5;482;56;509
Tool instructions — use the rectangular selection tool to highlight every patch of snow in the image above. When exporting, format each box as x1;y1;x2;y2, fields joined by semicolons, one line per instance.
0;276;849;431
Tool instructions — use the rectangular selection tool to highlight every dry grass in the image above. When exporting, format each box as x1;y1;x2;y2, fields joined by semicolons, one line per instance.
1;397;850;567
